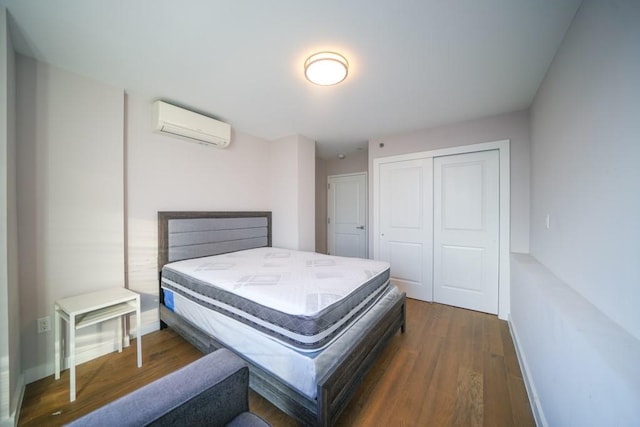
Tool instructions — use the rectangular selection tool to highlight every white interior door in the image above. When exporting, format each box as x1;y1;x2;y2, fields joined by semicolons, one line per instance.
327;173;367;258
433;150;499;314
378;159;433;301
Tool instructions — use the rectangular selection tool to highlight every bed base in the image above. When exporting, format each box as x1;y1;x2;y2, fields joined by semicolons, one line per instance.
160;294;405;426
157;211;406;426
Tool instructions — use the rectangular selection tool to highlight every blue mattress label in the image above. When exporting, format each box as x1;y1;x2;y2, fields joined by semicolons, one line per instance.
164;289;175;312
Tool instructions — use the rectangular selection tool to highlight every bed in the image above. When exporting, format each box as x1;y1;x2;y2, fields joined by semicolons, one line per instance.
157;211;406;426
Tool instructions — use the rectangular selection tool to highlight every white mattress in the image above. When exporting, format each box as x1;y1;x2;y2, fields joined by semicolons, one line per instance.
164;247;390;315
161;248;391;351
169;285;402;399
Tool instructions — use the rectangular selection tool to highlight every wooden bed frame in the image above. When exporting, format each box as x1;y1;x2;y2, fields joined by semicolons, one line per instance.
157;211;406;426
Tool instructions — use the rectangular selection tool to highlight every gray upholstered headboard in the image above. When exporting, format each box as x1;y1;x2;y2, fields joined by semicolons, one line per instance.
157;211;272;271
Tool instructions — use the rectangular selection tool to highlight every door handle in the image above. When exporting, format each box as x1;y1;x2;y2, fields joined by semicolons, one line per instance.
356;225;365;230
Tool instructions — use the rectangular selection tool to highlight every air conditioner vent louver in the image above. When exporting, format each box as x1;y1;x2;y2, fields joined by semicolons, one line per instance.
152;101;231;148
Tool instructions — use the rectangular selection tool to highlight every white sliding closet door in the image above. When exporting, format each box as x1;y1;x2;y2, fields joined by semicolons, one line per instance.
378;159;433;301
433;150;499;314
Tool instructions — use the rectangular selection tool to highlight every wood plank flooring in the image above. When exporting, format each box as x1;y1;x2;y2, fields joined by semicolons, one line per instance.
18;299;535;427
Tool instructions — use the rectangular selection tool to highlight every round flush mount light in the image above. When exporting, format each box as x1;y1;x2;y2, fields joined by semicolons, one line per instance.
304;51;349;86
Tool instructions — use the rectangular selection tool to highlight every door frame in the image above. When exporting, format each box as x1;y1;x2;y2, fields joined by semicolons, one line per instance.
327;172;368;258
373;140;510;319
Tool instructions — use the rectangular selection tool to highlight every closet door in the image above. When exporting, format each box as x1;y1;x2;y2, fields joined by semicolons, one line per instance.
378;158;433;301
433;150;499;314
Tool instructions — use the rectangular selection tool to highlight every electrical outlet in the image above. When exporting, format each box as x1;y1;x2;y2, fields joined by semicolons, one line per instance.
37;316;51;334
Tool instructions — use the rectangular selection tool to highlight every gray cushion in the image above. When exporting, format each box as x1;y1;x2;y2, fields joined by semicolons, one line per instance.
227;412;271;427
67;348;267;427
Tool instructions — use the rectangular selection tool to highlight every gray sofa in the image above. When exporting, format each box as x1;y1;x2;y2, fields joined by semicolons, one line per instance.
66;348;270;427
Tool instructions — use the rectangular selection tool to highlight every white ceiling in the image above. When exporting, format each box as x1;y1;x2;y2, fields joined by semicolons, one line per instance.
2;0;581;159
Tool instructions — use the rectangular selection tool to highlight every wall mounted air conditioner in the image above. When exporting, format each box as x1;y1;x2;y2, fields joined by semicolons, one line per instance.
152;100;231;148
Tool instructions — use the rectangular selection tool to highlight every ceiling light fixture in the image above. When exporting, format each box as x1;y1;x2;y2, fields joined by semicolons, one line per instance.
304;52;349;86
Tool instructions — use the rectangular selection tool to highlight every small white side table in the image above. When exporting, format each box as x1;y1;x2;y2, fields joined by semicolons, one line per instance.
54;287;142;401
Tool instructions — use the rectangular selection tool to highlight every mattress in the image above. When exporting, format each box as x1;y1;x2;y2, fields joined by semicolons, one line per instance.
164;284;403;399
161;247;391;351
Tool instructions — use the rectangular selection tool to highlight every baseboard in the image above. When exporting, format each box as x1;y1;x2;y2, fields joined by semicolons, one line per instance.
11;374;24;427
25;339;118;384
25;322;160;384
508;315;547;427
0;373;24;427
138;320;159;337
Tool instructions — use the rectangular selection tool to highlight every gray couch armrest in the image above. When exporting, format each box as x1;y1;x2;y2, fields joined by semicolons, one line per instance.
67;348;254;427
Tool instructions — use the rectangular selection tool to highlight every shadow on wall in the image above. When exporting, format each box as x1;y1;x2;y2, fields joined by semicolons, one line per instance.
138;291;159;313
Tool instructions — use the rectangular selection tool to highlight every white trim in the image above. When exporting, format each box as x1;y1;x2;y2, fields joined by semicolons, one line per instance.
25;340;117;384
0;372;23;427
138;320;160;337
327;172;368;179
14;375;24;427
327;172;368;259
372;139;511;319
497;142;510;319
24;322;157;384
508;315;548;427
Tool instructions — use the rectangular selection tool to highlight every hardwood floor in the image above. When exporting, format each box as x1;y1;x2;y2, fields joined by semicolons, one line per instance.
18;299;535;426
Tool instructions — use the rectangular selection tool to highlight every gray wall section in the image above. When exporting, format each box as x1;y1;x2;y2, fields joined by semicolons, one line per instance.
513;0;640;424
1;6;22;424
315;157;327;254
529;0;640;341
1;6;10;422
511;254;640;426
16;55;125;383
6;10;21;420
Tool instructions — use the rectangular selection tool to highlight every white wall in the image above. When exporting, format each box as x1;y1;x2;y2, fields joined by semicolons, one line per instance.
511;0;640;424
325;150;368;177
1;7;22;426
0;9;9;421
315;157;327;254
270;134;315;251
270;136;299;250
368;109;530;255
315;150;368;254
529;0;640;341
296;135;316;252
16;56;125;382
12;71;316;382
125;93;271;330
511;255;640;426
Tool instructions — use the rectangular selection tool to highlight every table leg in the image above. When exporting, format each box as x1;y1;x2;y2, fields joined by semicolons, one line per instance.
136;296;142;367
54;306;60;380
69;315;76;401
117;315;123;353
